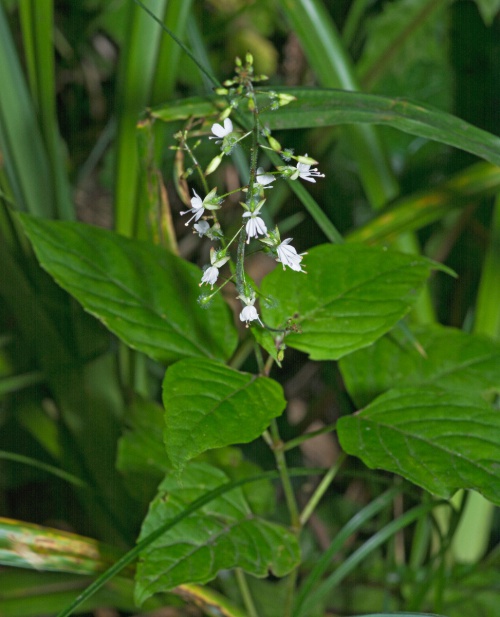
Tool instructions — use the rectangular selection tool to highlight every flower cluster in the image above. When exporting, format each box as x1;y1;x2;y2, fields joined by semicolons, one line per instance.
174;54;324;334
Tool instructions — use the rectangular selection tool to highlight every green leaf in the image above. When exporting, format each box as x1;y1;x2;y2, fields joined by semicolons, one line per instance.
473;0;500;25
117;395;275;514
347;162;500;245
18;215;237;364
134;462;300;605
339;325;500;407
0;518;123;575
117;397;169;477
260;244;448;361
354;614;445;617
151;87;500;167
337;387;500;504
163;358;286;469
259;88;500;167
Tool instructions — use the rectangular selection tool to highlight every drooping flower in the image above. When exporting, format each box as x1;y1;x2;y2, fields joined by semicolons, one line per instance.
240;304;261;325
242;199;267;243
243;212;267;242
199;247;230;289
256;167;274;187
180;189;205;226
276;238;306;272
210;118;233;140
200;266;219;289
295;154;325;183
238;293;263;327
193;220;210;237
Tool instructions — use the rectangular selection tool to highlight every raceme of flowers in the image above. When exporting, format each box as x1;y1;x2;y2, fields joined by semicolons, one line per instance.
176;55;324;330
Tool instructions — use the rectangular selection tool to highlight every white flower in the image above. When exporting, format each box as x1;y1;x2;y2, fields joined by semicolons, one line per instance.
296;154;325;183
256;167;274;187
240;304;262;326
200;266;219;289
210;118;233;140
193;220;210;237
180;189;205;226
199;247;230;289
238;292;263;327
276;238;306;272
243;212;267;243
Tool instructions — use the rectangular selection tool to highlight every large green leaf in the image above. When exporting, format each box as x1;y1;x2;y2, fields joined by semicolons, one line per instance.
117;397;169;477
18;215;237;364
337;387;500;504
260;244;448;361
151;87;500;167
117;395;276;515
163;358;286;469
339;325;500;407
134;462;300;605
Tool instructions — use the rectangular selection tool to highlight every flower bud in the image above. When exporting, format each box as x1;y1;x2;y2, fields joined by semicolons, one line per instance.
268;136;282;152
295;155;318;165
219;107;232;121
205;155;223;175
278;93;297;106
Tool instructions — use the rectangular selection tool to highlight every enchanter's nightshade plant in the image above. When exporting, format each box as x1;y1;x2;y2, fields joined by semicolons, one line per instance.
11;6;500;616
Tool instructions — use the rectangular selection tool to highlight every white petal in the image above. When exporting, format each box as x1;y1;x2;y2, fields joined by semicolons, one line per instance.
256;167;274;186
296;161;310;173
211;118;233;139
211;123;226;138
245;215;267;242
193;221;210;236
201;266;219;287
277;239;305;272
240;305;260;324
191;189;203;209
299;175;316;183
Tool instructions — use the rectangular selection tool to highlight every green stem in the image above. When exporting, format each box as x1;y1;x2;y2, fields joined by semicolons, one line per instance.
283;422;337;452
284;569;299;617
299;453;346;526
235;227;247;297
270;420;300;530
235;569;259;617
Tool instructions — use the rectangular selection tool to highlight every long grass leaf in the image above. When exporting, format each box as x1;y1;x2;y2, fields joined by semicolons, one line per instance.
114;0;168;237
276;0;399;209
0;4;54;216
19;0;74;219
